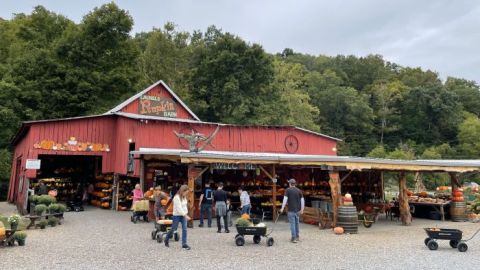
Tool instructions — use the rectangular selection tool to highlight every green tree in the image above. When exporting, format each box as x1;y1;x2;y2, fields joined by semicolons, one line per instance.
445;77;480;116
270;58;319;130
457;114;480;158
367;145;387;158
188;27;278;124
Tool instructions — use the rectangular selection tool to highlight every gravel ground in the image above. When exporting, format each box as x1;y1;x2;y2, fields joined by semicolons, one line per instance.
1;203;480;270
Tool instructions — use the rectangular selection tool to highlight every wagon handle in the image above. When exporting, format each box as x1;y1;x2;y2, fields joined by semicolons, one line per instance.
464;227;480;242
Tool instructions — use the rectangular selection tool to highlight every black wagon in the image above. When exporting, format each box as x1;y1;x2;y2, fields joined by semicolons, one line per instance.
424;228;480;252
234;217;276;247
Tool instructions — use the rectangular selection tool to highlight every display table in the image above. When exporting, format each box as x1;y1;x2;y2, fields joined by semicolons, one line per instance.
409;201;450;221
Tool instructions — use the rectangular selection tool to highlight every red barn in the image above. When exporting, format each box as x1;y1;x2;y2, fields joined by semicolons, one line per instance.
8;81;339;213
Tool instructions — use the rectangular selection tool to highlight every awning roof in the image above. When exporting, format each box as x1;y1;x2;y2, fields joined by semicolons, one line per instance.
132;148;480;173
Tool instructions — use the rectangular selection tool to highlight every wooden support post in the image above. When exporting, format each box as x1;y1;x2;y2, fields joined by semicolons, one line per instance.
187;165;209;228
380;171;385;201
398;172;412;225
449;172;461;190
328;171;342;227
272;165;277;221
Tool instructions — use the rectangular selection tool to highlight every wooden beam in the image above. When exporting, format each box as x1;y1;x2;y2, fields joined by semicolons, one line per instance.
340;170;354;184
328;171;342;227
398;172;412;225
449;172;461;189
259;165;274;180
186;165;209;228
272;165;277;221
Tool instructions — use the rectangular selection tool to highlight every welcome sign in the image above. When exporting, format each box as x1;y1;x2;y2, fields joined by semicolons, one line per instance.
138;95;177;117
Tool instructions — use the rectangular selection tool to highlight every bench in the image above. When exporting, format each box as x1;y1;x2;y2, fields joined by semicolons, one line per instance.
25;213;64;229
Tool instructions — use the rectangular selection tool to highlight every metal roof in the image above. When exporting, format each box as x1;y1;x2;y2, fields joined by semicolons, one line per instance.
132;148;480;172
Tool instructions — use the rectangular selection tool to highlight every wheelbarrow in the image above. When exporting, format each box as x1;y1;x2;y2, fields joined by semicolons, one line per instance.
358;207;381;228
424;227;480;252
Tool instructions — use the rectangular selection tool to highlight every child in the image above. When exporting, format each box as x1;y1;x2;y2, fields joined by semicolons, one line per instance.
154;186;168;221
226;199;233;227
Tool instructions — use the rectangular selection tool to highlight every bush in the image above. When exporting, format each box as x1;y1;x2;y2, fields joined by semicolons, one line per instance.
235;217;252;227
48;217;58;227
29;195;40;204
37;195;56;206
7;214;21;226
38;220;48;228
34;204;47;216
57;204;66;213
48;204;59;213
14;231;27;240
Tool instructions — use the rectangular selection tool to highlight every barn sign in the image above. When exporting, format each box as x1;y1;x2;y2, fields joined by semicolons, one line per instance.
211;163;257;170
138;95;177;118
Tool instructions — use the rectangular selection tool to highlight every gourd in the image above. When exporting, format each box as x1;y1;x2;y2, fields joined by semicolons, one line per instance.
333;227;344;235
241;214;250;220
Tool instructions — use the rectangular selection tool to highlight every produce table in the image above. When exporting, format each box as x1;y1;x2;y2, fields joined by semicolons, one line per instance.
409;201;451;221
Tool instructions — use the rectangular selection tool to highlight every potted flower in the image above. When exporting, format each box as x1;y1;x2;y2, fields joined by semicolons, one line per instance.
38;220;48;229
57;204;66;213
48;216;58;227
34;204;47;216
14;231;27;246
7;214;21;231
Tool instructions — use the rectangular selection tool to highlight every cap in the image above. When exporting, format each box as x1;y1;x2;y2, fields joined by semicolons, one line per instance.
288;178;296;185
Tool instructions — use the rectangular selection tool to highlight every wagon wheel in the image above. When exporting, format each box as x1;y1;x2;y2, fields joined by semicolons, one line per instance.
156;234;163;243
267;237;274;247
457;242;468;252
363;221;373;228
253;235;261;244
427;240;438;251
235;236;245;246
424;238;431;246
449;240;459;248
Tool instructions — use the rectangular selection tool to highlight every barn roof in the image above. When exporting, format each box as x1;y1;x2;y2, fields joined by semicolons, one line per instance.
106;80;201;121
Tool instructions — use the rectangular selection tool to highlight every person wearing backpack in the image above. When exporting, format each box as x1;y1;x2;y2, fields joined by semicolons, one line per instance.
198;181;214;227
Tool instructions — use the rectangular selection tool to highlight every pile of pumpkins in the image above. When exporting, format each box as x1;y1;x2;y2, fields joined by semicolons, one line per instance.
343;193;353;206
452;189;464;202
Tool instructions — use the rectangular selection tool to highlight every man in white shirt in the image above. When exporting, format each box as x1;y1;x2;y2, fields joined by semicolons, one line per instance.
238;186;251;215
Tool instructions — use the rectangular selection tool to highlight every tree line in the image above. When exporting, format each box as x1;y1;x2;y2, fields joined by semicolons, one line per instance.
1;4;480;192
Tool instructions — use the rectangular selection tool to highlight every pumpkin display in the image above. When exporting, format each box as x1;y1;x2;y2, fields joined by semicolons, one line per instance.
241;213;250;220
333;227;344;235
0;222;5;241
452;191;463;197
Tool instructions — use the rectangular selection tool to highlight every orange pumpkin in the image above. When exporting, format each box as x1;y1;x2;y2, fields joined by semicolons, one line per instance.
0;222;5;241
101;202;110;208
452;191;463;197
334;227;344;235
160;199;168;206
241;214;250;220
452;196;464;202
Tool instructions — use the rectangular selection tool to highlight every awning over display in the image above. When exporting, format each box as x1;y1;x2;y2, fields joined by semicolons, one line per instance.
131;148;480;173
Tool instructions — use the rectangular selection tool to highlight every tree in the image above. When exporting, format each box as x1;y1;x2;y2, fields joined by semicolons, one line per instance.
270;58;319;131
188;27;278;124
445;77;480;116
367;145;387;158
457;114;480;158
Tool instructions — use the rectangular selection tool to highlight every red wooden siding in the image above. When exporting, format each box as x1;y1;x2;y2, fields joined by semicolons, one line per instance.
120;84;195;120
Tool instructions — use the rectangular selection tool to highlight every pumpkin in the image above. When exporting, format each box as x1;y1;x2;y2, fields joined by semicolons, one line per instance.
160;199;168;206
452;196;464;202
419;191;428;198
334;227;344;235
345;193;352;199
0;222;5;241
452;191;463;197
241;214;250;220
144;190;154;198
101;202;110;208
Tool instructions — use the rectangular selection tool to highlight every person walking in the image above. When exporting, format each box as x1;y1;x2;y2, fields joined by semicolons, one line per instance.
132;184;143;204
280;179;304;243
238;186;251;215
164;185;191;250
198;182;214;227
213;182;229;233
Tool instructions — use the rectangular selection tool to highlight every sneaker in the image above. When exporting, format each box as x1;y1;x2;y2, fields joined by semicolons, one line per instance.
217;230;222;233
225;230;230;233
164;239;169;247
291;239;298;243
198;224;204;227
182;244;191;250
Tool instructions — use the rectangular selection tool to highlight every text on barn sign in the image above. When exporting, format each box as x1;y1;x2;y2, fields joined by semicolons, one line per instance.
211;163;256;170
138;95;177;117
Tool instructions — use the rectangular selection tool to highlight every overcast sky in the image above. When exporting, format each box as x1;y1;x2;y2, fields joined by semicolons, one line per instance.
2;0;479;83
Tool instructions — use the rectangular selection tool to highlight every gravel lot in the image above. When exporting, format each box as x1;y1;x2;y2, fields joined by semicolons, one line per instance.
1;202;479;270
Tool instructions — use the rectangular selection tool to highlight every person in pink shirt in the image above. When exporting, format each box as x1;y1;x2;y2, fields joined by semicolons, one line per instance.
132;184;143;203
